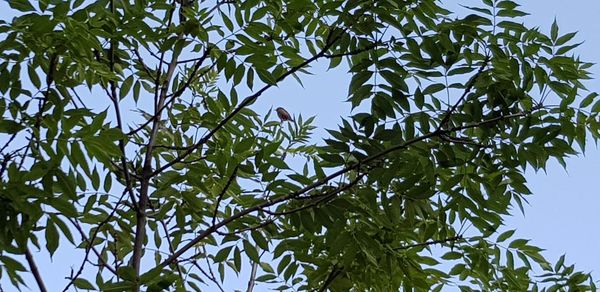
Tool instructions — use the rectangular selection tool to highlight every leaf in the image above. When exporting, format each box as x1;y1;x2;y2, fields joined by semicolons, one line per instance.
580;92;598;108
556;32;577;46
0;120;25;134
73;278;96;290
251;230;269;251
277;254;292;274
49;198;78;217
441;251;462;260
9;0;35;11
497;229;515;243
0;256;26;272
243;240;260;263
422;83;445;95
414;87;424;109
45;219;59;258
214;246;233;262
551;18;559;42
509;238;529;249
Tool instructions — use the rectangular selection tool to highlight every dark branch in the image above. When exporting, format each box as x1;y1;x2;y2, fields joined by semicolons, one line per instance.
318;265;343;292
437;56;490;131
62;189;128;291
66;217;118;276
25;247;47;292
212;165;239;226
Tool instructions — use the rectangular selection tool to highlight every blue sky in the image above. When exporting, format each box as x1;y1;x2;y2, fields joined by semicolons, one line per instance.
1;0;599;290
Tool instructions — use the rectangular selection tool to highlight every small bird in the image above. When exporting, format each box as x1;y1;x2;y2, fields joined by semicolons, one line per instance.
275;107;294;122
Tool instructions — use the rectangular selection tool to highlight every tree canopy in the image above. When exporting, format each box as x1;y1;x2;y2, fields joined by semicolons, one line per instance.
0;0;597;291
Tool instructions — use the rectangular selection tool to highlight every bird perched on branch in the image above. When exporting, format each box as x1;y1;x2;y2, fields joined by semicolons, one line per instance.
276;107;294;122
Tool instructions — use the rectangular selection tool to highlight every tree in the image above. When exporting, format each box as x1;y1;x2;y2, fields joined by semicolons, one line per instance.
0;0;597;291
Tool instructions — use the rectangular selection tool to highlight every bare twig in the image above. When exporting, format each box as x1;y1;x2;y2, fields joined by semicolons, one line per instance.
62;189;128;292
0;133;17;154
191;259;225;292
159;220;184;279
212;165;239;226
437;56;490;131
25;247;47;292
107;27;139;211
246;250;266;292
66;217;119;276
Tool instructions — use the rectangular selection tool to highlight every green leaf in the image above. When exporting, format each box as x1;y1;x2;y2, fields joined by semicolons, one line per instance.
422;83;445;95
551;18;559;42
509;238;529;249
251;230;269;251
0;120;25;134
45;219;59;257
73;278;96;290
48;198;78;217
441;251;462;260
580;92;598;108
497;229;516;243
214;246;233;262
243;240;260;263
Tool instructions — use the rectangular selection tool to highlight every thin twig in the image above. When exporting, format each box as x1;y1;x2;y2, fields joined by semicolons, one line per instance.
62;189;128;291
66;217;119;276
159;220;184;279
246;250;266;292
212;165;239;226
437;56;490;131
191;259;225;292
126;49;214;136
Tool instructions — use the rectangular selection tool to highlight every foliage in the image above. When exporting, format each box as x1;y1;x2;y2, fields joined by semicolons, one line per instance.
0;0;597;291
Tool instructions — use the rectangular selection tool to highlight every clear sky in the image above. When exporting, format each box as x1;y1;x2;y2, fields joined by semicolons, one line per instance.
1;0;599;291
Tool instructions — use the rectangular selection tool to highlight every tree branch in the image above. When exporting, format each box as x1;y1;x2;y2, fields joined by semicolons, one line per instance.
212;165;239;226
246;250;266;292
437;56;490;131
25;247;47;292
66;217;119;276
318;265;343;292
132;2;183;285
63;189;128;291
